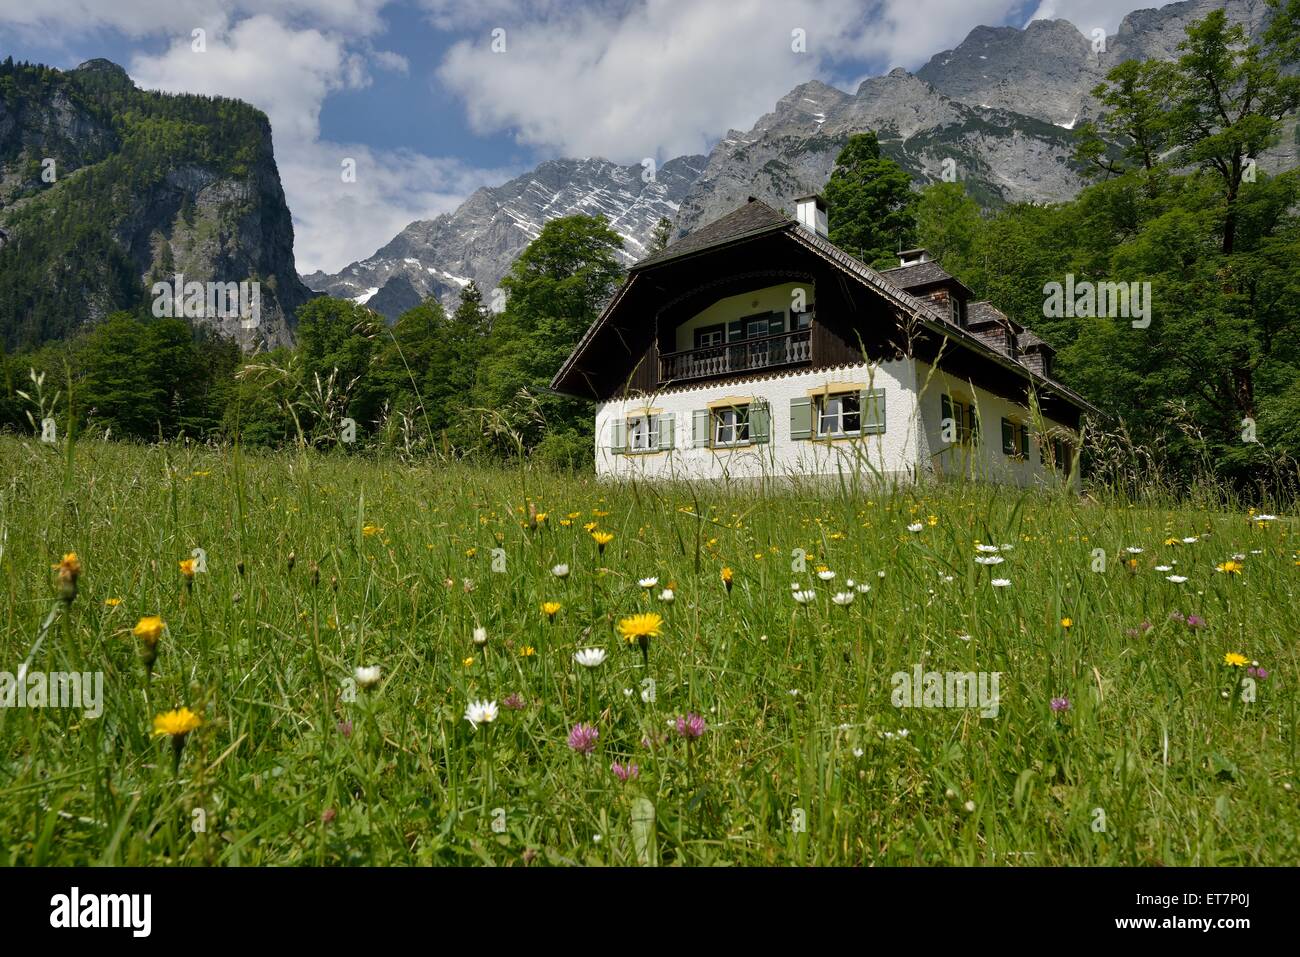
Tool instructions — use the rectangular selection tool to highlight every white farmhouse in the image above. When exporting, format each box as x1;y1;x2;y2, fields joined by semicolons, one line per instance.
551;196;1095;486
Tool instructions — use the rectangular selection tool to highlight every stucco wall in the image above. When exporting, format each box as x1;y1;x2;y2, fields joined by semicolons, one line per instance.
594;360;920;483
913;361;1079;489
673;282;811;352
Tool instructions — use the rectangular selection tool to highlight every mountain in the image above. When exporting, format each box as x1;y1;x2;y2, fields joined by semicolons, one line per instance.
0;57;311;351
672;70;1088;237
916;0;1278;128
301;155;706;319
311;0;1294;318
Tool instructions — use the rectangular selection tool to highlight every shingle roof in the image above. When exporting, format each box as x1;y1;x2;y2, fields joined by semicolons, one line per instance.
878;259;952;288
631;199;791;269
966;301;1009;326
1017;330;1053;351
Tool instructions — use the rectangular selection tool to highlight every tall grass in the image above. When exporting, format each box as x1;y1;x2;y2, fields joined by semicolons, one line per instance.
0;433;1296;865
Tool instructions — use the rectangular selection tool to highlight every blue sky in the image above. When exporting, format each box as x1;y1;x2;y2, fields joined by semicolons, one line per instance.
0;0;1152;274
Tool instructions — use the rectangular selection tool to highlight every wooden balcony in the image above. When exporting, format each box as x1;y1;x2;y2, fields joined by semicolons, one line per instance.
658;328;812;383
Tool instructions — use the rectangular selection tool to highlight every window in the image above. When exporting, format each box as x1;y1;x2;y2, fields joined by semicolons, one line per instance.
627;414;659;452
941;394;978;446
1001;418;1030;459
816;392;861;437
1041;436;1072;471
713;405;750;446
694;324;725;349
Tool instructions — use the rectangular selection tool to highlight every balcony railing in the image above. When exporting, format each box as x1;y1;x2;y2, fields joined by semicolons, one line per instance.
658;328;812;383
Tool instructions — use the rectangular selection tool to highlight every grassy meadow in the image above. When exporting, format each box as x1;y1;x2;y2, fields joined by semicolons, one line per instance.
0;433;1297;866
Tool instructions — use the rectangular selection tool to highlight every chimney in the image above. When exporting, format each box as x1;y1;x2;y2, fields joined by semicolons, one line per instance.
897;247;931;267
794;194;828;238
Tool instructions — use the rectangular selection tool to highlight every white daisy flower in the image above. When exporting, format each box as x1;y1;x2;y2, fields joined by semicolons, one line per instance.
638;576;659;589
852;748;865;758
956;633;972;642
1154;565;1172;572
1166;575;1188;583
856;582;871;593
1126;547;1144;554
975;555;1005;565
463;699;498;728
659;588;675;603
907;522;924;533
1255;514;1277;522
878;571;886;578
1232;553;1246;561
573;648;607;668
845;578;856;589
472;625;488;645
975;544;1000;553
792;589;817;604
832;591;855;606
552;563;570;578
354;665;382;689
817;570;836;581
991;578;1012;588
1182;537;1199;544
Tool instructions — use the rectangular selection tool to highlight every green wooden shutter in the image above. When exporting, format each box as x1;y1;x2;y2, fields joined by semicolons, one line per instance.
750;401;770;443
611;417;626;454
1001;418;1015;455
1019;424;1029;459
658;414;674;450
860;388;886;435
692;409;710;448
789;397;813;440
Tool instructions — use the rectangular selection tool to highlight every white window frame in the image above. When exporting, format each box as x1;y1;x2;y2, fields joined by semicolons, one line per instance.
815;392;861;438
713;406;751;447
626;414;659;453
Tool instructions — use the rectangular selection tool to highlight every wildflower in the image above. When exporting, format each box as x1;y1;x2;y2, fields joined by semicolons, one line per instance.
133;615;164;667
287;551;296;572
975;555;1005;566
362;524;383;538
855;582;871;593
927;515;938;526
1216;560;1243;574
832;591;854;606
907;522;923;533
552;563;570;579
817;569;836;581
611;761;640;782
1060;617;1073;629
464;700;498;728
574;648;607;668
1182;537;1199;544
1050;697;1070;713
502;693;526;710
542;601;562;621
179;558;196;580
1125;547;1144;554
1167;575;1188;583
337;720;353;737
52;552;82;604
1247;666;1268;680
792;589;817;604
975;544;1000;553
721;567;733;593
675;713;707;739
152;707;202;738
354;665;382;689
990;578;1012;588
568;722;599;755
1186;615;1206;629
104;597;121;608
619;612;662;665
462;656;475;668
1155;564;1173;572
472;626;488;646
638;577;659;589
659;588;675;603
592;531;614;554
1223;652;1248;668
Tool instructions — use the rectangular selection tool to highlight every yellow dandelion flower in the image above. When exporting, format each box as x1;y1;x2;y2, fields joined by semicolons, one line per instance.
466;547;477;558
1223;652;1248;667
463;656;475;668
618;612;663;643
542;601;562;619
519;646;536;658
592;531;614;552
152;707;201;738
1061;617;1073;628
362;524;383;537
133;616;165;646
179;558;196;579
104;597;122;607
1216;561;1243;574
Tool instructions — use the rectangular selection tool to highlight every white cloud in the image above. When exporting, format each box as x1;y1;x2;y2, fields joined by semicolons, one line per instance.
127;14;511;274
433;0;1039;163
0;0;391;37
372;49;410;74
1024;0;1145;36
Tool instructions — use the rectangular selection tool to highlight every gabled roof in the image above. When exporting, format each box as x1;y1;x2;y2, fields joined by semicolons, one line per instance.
551;200;1097;417
878;259;953;288
632;199;791;270
966;301;1010;327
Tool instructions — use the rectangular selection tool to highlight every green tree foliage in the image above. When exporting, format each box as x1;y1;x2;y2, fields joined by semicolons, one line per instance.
474;215;624;458
822;131;918;268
